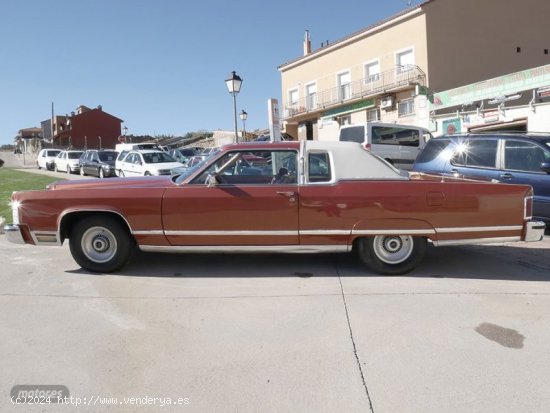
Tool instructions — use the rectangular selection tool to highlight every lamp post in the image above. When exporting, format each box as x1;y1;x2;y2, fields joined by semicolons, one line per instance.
239;110;248;141
66;118;71;148
123;125;129;143
225;71;243;143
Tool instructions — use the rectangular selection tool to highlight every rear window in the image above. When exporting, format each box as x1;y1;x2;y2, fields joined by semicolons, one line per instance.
47;150;61;156
339;126;365;143
416;139;453;163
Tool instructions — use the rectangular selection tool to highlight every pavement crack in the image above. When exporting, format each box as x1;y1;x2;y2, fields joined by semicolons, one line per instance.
336;264;375;413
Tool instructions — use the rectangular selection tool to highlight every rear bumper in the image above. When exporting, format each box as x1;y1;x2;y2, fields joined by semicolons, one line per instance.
524;220;546;242
3;224;26;244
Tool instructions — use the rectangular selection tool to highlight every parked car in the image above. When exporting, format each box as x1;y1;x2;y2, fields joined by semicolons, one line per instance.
4;141;545;274
37;149;61;170
169;148;198;163
79;150;118;178
54;150;84;174
412;133;550;225
117;150;183;177
339;122;433;170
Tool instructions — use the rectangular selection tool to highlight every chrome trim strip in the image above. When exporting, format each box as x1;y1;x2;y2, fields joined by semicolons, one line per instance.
352;229;436;235
139;245;349;254
164;230;298;236
435;225;522;233
132;230;164;236
30;231;61;246
301;230;350;236
432;236;521;246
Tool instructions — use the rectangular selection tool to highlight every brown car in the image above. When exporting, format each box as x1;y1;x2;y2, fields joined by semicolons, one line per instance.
4;141;545;274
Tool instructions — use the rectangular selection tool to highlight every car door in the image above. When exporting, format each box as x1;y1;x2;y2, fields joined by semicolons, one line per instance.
500;138;550;219
162;149;299;246
448;138;500;182
86;152;99;176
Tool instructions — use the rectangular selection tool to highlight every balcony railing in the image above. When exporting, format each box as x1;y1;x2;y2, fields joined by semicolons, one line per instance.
283;65;426;119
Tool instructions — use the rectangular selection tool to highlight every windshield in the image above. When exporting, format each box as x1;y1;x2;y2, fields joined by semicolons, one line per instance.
173;153;216;184
68;152;83;159
142;152;176;163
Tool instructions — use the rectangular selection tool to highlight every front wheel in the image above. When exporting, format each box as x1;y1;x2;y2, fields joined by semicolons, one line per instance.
69;216;134;273
80;167;86;176
357;235;426;275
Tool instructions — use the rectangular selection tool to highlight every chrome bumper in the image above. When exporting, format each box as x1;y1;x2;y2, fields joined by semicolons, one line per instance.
3;224;26;245
524;221;546;242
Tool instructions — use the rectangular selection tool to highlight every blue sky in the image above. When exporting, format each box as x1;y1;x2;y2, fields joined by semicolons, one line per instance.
0;0;416;145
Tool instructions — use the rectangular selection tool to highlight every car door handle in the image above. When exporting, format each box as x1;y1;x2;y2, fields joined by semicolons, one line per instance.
500;173;513;180
277;191;297;202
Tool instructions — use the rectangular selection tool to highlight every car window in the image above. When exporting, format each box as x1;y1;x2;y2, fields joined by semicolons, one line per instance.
191;150;297;185
416;139;453;163
99;152;117;162
504;140;549;172
142;152;176;163
340;126;365;143
371;126;420;147
68;152;83;159
451;139;498;168
308;152;332;182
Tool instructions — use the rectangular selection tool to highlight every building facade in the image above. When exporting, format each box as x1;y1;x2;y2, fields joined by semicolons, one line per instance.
48;105;123;150
278;0;550;141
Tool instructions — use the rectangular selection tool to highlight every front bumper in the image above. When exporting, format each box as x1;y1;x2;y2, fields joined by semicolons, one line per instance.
3;224;25;244
524;221;546;242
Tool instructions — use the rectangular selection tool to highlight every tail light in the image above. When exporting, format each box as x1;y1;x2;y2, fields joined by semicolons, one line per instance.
524;195;533;220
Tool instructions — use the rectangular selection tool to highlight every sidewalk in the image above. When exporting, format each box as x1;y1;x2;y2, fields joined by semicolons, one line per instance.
0;150;37;169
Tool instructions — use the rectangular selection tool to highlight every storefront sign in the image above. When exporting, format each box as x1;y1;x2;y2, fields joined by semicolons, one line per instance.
442;118;461;134
432;64;550;110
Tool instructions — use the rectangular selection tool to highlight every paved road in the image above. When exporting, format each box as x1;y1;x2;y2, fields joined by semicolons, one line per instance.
1;233;549;412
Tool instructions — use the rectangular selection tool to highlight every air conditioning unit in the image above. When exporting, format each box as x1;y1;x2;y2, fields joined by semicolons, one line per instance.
380;96;394;109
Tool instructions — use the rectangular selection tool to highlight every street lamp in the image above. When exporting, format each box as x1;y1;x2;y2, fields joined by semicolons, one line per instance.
123;125;129;143
225;71;243;143
239;110;248;140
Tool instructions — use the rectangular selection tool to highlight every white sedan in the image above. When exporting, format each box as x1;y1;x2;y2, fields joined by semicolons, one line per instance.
54;150;84;174
117;150;184;177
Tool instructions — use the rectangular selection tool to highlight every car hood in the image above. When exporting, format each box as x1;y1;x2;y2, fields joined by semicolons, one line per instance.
46;176;174;191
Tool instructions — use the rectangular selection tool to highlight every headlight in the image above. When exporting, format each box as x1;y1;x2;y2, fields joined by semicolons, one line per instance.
9;198;21;225
103;165;110;171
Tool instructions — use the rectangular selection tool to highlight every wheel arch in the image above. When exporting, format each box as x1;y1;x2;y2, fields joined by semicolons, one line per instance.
59;209;134;243
349;218;436;246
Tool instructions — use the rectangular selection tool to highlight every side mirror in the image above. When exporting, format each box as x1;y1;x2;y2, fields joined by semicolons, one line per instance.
541;162;550;174
206;173;222;187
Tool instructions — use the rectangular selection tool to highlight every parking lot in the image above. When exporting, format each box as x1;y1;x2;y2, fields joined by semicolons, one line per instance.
1;232;549;412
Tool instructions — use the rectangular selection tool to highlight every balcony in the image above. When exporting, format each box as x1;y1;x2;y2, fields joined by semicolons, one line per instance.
283;65;426;119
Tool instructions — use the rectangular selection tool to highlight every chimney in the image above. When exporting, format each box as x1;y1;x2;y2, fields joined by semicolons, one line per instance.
303;30;311;56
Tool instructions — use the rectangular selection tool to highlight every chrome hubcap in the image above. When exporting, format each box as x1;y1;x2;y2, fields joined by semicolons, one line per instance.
373;235;414;264
81;226;117;263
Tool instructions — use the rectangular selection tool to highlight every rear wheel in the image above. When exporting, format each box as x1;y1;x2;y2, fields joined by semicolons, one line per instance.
69;216;134;273
144;171;151;176
357;235;426;275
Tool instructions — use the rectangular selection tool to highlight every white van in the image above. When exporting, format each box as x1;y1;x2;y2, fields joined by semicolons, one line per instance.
338;122;432;170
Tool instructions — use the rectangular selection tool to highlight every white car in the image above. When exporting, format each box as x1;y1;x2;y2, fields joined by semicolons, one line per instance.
117;150;183;177
37;149;61;170
54;150;84;174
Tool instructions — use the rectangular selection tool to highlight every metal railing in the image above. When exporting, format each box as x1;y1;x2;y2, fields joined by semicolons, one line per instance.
283;65;426;119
